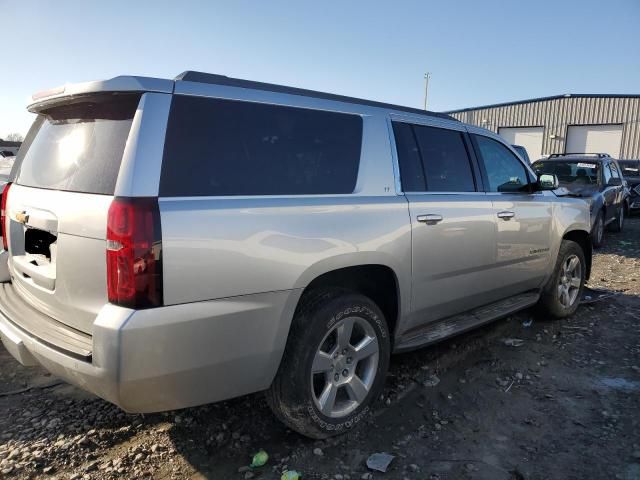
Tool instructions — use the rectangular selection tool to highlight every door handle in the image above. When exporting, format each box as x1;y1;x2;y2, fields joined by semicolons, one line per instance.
417;214;443;224
497;211;515;220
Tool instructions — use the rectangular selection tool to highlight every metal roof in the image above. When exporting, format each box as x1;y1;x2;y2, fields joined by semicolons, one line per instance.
445;94;640;114
176;71;455;120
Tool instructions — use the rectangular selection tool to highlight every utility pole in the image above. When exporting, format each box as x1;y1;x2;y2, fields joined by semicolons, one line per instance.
423;72;431;110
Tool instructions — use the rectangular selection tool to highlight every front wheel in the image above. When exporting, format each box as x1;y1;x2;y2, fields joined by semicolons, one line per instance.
591;210;605;249
537;240;586;318
608;205;625;233
266;290;390;439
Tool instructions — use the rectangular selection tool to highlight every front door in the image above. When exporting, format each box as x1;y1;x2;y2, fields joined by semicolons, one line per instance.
471;134;552;296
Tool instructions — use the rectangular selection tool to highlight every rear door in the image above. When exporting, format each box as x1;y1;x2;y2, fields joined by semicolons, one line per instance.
5;94;141;334
392;120;498;330
471;134;552;295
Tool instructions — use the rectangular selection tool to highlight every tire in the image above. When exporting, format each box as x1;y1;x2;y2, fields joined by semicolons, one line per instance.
591;210;605;249
537;240;586;319
266;289;390;439
608;205;624;233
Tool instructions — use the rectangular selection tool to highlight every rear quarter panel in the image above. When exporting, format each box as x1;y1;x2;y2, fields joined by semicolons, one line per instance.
549;196;591;272
159;196;411;305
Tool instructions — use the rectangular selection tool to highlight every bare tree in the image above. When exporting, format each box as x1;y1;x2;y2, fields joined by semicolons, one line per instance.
5;133;24;142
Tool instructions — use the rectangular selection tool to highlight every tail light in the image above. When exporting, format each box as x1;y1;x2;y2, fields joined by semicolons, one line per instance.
1;183;11;251
106;197;163;309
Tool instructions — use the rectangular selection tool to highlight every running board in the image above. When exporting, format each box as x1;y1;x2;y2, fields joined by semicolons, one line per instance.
395;291;540;352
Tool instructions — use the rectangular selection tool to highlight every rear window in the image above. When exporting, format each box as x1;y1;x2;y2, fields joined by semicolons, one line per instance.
160;95;362;196
14;94;140;195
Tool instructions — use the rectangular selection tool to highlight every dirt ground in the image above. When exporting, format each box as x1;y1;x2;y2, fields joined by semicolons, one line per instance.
1;218;639;480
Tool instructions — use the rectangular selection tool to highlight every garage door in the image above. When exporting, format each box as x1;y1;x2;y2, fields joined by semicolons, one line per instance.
498;127;544;162
566;124;623;157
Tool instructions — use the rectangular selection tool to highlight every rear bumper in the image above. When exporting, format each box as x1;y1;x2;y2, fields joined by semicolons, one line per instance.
0;285;301;412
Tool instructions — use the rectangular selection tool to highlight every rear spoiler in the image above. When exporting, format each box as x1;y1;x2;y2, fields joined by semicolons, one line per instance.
28;76;174;112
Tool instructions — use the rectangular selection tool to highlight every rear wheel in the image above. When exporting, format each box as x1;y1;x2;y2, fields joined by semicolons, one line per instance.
608;205;624;233
537;240;586;318
591;211;605;249
266;289;390;439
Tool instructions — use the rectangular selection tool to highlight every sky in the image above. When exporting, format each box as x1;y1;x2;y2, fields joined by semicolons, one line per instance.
1;0;639;139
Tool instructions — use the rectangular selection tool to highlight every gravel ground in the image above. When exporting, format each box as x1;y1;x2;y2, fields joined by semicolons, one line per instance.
1;218;640;480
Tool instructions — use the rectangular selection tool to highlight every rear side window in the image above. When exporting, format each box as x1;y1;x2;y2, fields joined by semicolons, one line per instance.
15;94;140;195
160;96;362;196
392;122;475;192
473;135;530;193
413;125;475;192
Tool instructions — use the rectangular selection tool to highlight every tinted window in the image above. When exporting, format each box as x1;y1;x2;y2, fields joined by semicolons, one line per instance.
392;122;425;191
474;136;530;193
15;94;140;195
160;96;362;196
413;125;475;192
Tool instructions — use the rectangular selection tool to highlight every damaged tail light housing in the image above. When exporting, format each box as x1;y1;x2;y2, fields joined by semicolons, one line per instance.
1;182;12;251
106;197;163;309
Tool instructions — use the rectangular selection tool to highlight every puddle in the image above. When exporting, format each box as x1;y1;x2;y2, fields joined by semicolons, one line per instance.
599;377;640;391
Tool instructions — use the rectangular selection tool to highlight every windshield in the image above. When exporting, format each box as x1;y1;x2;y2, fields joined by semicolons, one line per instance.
619;161;639;177
533;160;600;186
14;93;140;195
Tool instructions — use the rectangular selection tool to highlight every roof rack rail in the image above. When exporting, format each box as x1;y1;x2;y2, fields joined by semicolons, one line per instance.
174;70;457;121
548;153;611;158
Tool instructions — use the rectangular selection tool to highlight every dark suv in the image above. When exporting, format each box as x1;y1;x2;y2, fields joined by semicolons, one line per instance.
533;154;628;248
619;160;640;214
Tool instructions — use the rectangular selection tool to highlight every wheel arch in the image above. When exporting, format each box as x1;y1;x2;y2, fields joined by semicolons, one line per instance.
292;258;404;345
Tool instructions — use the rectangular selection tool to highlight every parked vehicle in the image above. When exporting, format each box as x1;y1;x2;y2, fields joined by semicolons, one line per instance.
511;144;531;163
532;154;628;248
619;160;640;214
0;72;592;439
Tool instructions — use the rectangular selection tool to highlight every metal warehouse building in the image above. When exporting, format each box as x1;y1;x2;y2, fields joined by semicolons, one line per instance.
446;94;640;161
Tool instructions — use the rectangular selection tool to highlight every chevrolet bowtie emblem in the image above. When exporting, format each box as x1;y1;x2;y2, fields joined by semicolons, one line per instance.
15;211;29;225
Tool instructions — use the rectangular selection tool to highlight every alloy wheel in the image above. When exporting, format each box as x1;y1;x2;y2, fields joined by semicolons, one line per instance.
595;217;604;244
557;254;582;308
310;316;379;418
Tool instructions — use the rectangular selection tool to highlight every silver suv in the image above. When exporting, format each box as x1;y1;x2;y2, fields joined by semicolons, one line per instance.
0;72;592;438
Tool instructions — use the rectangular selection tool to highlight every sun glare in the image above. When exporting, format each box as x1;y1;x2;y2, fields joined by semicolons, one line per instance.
57;128;86;168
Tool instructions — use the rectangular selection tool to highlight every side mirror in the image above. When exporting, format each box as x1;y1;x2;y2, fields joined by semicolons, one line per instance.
537;173;559;191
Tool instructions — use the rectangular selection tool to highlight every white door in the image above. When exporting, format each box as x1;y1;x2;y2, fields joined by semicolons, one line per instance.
498;127;544;162
566;124;623;157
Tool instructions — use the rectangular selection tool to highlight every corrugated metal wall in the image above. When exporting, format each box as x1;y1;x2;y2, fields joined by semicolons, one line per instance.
449;96;640;159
